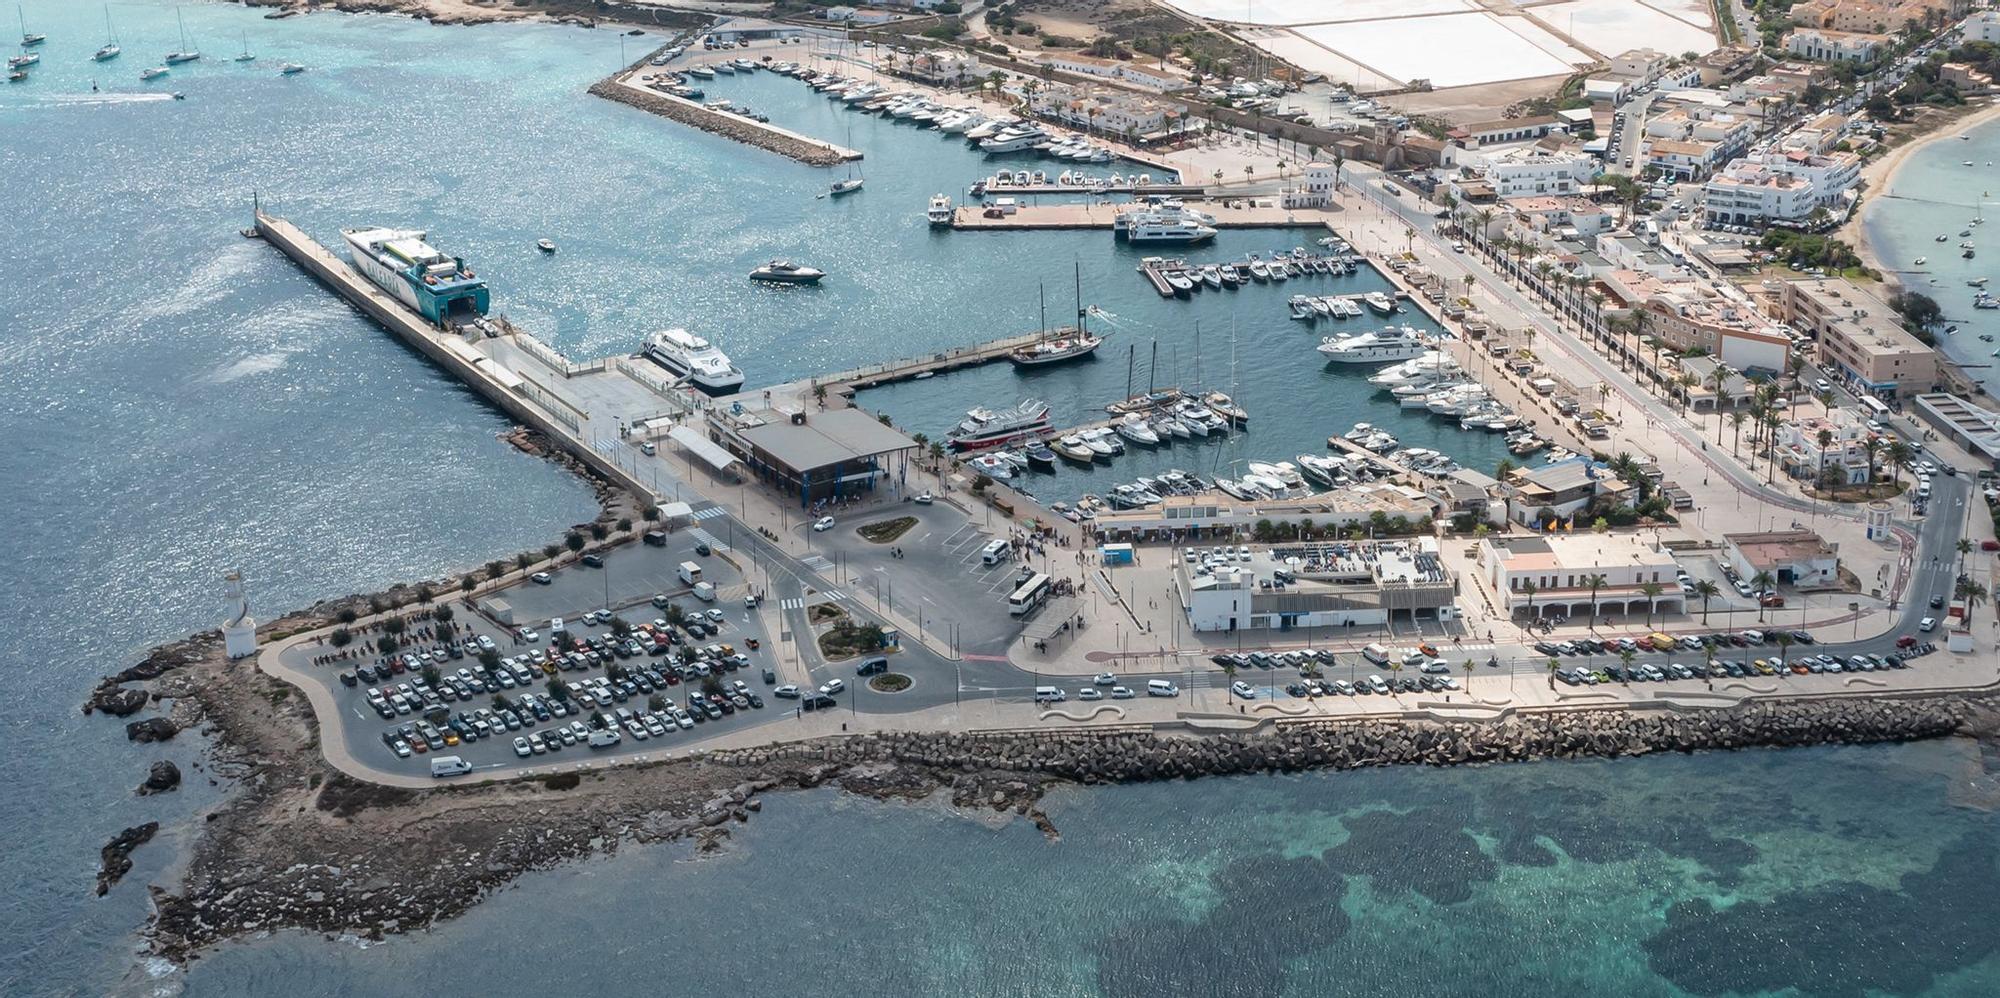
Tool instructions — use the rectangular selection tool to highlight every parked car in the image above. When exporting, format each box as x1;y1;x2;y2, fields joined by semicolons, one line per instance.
812;516;835;532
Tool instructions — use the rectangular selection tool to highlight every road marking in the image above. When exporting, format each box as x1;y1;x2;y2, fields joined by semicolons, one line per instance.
781;598;804;610
690;506;728;521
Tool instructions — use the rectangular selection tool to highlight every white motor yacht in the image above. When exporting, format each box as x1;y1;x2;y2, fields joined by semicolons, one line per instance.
1116;414;1161;446
1318;327;1429;363
926;194;954;226
643;327;744;393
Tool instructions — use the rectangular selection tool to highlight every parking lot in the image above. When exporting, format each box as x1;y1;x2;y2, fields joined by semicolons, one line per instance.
281;540;818;778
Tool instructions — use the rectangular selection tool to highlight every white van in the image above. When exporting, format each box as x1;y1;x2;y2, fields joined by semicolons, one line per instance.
1360;643;1390;665
430;755;472;778
678;561;703;586
1146;679;1179;697
587;728;622;748
1741;630;1765;645
1033;686;1066;703
550;617;565;635
980;539;1012;566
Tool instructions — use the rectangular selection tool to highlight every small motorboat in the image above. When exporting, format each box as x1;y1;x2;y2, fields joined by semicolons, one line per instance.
139;65;167;81
749;259;825;284
1915;257;1928;266
536;239;557;253
280;62;305;75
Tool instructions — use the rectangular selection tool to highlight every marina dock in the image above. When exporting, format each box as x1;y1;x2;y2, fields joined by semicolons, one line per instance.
952;203;1339;232
594;61;861;167
809;330;1055;395
972;181;1206;198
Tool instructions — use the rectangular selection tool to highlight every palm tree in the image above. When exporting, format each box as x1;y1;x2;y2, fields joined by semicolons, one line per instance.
1618;648;1636;683
1546;657;1560;690
1703;644;1717;682
1730;410;1747;457
1862;436;1883;489
1706;363;1735;434
1221;661;1239;700
1389;660;1404;699
1773;631;1793;672
1957;578;1990;618
1463;659;1475;694
1956;538;1974;581
1815;427;1835;489
1751;571;1776;620
1677;372;1700;414
1520;580;1539;624
1887;440;1912;485
1696;580;1728;624
1584;573;1608;627
1640;581;1665;626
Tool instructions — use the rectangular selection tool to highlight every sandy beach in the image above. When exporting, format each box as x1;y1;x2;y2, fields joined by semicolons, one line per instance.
1843;98;2000;276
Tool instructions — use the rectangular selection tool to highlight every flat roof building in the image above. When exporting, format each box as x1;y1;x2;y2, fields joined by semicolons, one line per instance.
1780;278;1939;399
1480;533;1684;621
1177;538;1457;632
1723;529;1840;588
1910;393;2000;470
705;405;918;507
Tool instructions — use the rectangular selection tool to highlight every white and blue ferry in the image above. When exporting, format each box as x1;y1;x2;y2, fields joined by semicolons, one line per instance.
341;226;490;324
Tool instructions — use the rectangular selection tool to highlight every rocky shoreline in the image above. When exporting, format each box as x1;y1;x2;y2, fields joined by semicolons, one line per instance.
83;598;2000;966
588;77;851;168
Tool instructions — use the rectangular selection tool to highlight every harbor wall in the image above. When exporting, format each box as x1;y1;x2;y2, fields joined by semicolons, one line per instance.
588;75;858;167
251;213;657;505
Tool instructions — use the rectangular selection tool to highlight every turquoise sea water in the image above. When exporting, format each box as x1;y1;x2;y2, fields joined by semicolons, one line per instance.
1864;119;2000;391
3;5;1999;995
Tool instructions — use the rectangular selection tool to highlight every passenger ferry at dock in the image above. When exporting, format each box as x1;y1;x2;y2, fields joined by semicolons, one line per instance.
643;327;744;394
341;226;490;324
946;399;1051;451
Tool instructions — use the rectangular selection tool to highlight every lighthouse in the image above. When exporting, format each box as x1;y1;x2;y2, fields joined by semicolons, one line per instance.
222;571;258;659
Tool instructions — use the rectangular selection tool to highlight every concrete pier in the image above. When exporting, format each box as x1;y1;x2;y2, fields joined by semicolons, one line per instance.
251;212;692;500
595;65;861;166
952;203;1339;232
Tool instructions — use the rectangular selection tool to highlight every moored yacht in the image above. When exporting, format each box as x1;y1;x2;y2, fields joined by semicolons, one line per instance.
1363;291;1396;315
642;327;744;393
1317;326;1429;363
926;194;954;225
1115;413;1160;446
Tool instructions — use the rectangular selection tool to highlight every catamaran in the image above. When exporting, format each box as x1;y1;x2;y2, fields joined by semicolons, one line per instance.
642;327;744;393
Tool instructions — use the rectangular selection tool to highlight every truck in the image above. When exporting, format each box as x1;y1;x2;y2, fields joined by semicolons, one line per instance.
678;561;702;586
693;581;716;602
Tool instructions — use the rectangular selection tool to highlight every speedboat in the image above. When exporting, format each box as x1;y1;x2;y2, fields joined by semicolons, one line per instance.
749;259;825;284
1051;435;1097;464
1082;427;1123;456
536;238;556;253
1116;414;1160;446
1364;291;1396;315
1025;443;1058;468
1199;265;1222;290
279;62;305;75
139;65;167;81
968;453;1015;480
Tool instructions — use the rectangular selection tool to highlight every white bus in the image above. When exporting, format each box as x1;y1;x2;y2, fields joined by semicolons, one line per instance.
1860;395;1891;420
1007;572;1052;616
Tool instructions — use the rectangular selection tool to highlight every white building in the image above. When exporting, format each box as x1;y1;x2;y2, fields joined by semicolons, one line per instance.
222;571;258;660
1282;162;1340;208
1966;9;2000;43
1701;151;1860;227
1723;530;1841;588
1785;27;1885;63
1480;534;1684;621
1773;411;1874;484
1476;146;1599;197
1036;53;1183;92
1178;540;1458;631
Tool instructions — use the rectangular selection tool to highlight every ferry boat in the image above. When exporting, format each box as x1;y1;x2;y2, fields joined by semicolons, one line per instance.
1317;326;1428;363
946;399;1052;451
341;226;490;324
748;259;825;284
926;194;954;226
642;327;744;393
1115;208;1217;245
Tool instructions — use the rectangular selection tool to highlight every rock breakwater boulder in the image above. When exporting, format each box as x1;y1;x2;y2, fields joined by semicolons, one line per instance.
587;78;848;167
138;760;182;796
97;822;159;896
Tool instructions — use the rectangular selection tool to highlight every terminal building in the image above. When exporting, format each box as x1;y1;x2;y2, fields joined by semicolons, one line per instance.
703;405;918;507
1177;539;1457;632
1479;534;1684;621
1723;529;1840;589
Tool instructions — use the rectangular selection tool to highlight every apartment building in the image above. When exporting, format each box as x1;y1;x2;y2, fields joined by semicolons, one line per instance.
1701;150;1861;227
1780;278;1940;398
1774;411;1875;485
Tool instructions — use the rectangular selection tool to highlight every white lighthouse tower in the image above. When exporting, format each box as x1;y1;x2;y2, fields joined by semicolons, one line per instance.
222;570;259;659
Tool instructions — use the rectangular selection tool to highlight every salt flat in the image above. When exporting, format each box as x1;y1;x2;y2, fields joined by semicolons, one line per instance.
1247;31;1408;90
1293;13;1579;88
1532;0;1717;57
1162;0;1474;25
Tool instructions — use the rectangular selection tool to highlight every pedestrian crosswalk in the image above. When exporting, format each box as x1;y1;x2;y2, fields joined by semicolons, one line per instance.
690;506;728;521
780;598;804;610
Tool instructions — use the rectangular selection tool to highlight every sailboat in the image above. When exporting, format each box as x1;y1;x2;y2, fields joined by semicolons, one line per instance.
828;119;860;195
19;5;44;46
164;8;199;64
234;32;254;63
93;6;119;61
1010;268;1103;367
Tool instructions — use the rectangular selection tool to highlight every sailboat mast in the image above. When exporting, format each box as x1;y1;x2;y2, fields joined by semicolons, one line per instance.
1193;320;1201;391
1148;340;1157;394
1073;260;1085;335
1125;344;1134;404
1038;281;1046;336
